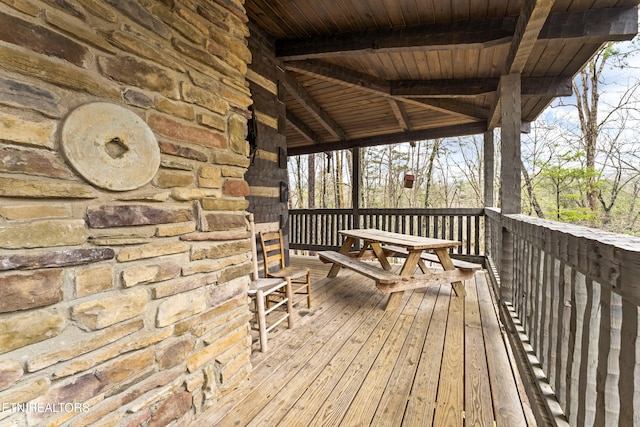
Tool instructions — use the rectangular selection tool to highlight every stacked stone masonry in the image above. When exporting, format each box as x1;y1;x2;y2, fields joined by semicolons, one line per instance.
0;0;257;425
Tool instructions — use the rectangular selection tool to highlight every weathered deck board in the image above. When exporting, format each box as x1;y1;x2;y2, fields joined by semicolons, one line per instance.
196;256;535;426
369;286;440;426
402;285;451;427
477;272;530;426
432;286;465;426
464;274;495;426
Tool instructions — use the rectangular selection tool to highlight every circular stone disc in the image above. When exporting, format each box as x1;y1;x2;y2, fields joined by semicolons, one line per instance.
61;102;160;191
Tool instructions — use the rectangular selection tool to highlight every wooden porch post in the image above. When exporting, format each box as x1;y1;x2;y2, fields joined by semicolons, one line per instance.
483;129;494;208
499;73;521;303
499;73;521;215
352;146;361;230
483;129;494;257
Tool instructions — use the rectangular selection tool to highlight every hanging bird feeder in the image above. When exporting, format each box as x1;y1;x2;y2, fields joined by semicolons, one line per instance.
404;173;415;188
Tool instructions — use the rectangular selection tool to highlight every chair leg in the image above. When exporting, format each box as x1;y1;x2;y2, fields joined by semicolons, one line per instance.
285;279;294;329
255;290;268;352
306;272;312;308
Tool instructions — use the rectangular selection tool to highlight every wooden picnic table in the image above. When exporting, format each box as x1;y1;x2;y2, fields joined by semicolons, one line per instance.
319;229;480;311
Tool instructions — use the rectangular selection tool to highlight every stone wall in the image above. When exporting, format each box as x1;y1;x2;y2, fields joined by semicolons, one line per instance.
0;0;255;425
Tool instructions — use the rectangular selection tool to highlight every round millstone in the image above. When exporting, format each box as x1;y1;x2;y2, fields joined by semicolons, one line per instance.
61;102;160;191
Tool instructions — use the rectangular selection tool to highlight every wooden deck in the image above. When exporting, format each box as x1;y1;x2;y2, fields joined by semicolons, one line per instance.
197;256;536;426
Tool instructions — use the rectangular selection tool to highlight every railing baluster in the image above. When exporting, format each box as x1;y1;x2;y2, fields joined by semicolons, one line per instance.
619;298;637;426
426;216;431;238
288;208;484;255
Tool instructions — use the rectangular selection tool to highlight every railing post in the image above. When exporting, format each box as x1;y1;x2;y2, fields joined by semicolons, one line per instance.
352;146;361;230
352;147;361;249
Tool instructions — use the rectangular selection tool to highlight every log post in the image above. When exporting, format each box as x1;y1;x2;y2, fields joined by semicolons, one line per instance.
484;129;495;208
484;129;494;257
499;73;521;302
499;73;521;215
352;146;361;230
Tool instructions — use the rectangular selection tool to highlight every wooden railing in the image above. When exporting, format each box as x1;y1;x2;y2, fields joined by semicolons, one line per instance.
486;208;640;426
288;208;483;255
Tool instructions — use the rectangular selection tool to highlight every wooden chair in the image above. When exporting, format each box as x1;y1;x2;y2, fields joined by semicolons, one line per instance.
247;214;293;353
259;229;312;308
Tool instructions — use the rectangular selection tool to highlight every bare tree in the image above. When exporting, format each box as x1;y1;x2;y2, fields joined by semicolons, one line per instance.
308;154;315;208
424;139;441;208
570;43;640;213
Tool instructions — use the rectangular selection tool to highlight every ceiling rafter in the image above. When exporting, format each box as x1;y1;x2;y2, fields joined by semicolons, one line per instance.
286;109;320;144
506;0;556;74
282;72;347;141
388;99;412;132
285;60;488;120
284;59;569;139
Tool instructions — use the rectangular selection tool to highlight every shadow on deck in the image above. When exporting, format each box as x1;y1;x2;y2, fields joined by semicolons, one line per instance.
197;256;536;426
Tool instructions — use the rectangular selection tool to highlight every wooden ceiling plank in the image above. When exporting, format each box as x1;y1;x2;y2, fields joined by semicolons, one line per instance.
282;72;347;141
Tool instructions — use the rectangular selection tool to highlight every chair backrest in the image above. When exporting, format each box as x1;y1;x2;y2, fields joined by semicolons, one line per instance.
248;214;259;282
259;229;286;275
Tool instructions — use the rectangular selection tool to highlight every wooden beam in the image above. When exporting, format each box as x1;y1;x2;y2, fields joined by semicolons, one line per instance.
391;78;498;97
539;6;638;42
391;76;572;98
287;122;487;156
488;92;501;130
277;7;637;62
286;109;320;144
285;60;389;94
277;17;516;60
388;99;412;132
506;0;555;74
282;72;347;141
415;99;489;120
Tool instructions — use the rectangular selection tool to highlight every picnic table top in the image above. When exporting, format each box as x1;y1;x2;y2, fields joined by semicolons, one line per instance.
339;228;461;251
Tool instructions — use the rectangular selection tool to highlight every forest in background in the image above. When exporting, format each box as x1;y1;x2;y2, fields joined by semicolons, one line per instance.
288;41;640;237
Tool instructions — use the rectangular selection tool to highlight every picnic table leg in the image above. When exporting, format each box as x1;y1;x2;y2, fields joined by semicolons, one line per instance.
356;241;371;258
434;248;466;297
384;292;403;311
327;236;356;278
370;242;392;270
384;251;422;311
